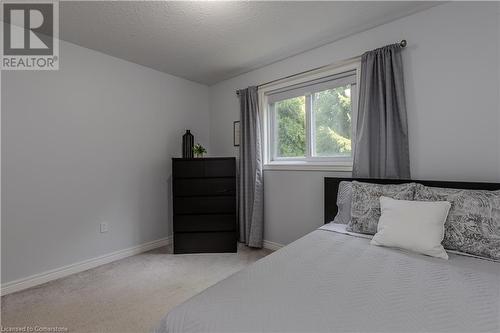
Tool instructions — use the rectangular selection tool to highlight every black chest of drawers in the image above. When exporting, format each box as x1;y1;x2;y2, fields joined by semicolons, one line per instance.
172;157;237;254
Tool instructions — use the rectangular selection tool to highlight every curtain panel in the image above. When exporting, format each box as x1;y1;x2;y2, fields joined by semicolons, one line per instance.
352;44;410;179
238;86;264;248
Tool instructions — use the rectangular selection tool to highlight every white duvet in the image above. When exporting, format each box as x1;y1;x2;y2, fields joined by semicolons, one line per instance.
154;226;500;333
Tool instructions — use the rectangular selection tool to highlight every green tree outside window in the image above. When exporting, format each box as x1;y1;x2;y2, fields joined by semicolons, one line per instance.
274;85;352;158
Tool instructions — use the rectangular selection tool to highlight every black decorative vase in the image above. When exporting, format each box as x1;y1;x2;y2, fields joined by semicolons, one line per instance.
182;130;194;158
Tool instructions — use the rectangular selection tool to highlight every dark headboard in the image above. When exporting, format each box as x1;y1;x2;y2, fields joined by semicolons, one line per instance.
324;177;500;224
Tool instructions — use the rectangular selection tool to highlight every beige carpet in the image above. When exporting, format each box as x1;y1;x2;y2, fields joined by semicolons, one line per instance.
1;244;271;333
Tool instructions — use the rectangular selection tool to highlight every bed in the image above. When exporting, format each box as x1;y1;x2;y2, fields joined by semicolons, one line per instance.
154;178;500;333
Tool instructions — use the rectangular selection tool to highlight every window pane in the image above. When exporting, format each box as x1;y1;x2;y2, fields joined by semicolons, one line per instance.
275;96;306;158
312;85;352;157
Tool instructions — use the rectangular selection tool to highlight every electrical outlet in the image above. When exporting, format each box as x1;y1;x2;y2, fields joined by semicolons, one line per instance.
100;222;108;233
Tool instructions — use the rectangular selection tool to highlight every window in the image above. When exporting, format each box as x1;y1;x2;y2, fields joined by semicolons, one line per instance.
261;63;359;170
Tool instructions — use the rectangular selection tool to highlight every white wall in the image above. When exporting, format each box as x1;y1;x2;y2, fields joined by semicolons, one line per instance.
209;2;500;245
1;40;210;283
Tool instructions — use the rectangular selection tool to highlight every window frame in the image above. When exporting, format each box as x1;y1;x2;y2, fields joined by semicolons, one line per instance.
260;60;361;171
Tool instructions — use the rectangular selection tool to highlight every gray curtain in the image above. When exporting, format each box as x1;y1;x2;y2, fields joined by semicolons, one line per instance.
352;44;410;179
238;86;264;248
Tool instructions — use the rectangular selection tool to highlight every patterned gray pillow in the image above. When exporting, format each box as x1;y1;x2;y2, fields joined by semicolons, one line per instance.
347;181;416;235
332;181;352;224
414;184;500;260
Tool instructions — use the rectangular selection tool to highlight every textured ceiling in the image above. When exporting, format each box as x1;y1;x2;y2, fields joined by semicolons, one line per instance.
60;1;439;85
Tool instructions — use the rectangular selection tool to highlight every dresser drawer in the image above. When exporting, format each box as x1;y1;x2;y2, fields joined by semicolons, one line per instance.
174;232;237;253
204;159;236;177
173;178;236;197
174;196;236;214
174;214;236;232
173;160;204;178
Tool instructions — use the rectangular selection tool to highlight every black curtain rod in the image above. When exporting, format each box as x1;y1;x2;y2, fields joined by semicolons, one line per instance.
236;39;407;96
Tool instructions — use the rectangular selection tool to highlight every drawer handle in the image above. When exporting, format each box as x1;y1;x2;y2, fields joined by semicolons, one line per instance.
216;189;231;194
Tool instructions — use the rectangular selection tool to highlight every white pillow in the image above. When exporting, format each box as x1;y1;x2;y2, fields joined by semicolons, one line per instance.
371;196;451;259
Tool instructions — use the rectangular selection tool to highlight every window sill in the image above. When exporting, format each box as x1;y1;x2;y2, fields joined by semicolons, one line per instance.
263;162;353;172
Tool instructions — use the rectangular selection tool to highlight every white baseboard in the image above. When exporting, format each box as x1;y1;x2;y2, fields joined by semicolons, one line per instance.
1;236;172;296
263;239;284;251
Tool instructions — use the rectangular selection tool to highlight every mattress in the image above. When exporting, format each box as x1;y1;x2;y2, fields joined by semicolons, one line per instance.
154;227;500;333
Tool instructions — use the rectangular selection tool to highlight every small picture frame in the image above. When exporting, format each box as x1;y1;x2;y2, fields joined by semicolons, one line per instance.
233;121;240;147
